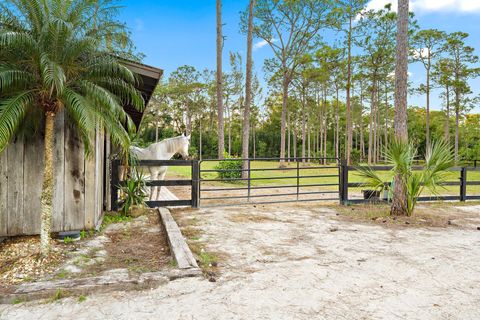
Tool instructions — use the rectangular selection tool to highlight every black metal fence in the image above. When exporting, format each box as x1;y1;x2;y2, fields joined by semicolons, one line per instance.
110;158;480;209
340;163;480;204
198;157;340;207
111;159;199;210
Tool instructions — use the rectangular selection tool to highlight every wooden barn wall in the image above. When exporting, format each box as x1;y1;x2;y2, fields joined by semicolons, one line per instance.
0;111;104;237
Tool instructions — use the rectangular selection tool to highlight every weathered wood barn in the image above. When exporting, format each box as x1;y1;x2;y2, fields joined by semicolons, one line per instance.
0;60;162;237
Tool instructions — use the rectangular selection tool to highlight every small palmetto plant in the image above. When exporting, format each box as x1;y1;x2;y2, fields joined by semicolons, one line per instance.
119;170;148;216
357;139;454;216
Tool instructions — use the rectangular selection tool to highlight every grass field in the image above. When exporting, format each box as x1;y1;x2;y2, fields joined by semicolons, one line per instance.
166;160;480;198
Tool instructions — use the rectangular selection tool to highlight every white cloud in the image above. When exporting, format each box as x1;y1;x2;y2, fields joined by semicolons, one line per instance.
413;47;430;59
388;71;413;78
365;0;480;13
253;39;277;51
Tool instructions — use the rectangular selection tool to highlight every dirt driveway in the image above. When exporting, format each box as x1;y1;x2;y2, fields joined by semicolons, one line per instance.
1;204;480;320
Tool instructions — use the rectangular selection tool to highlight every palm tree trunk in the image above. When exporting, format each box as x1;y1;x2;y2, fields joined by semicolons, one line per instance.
41;112;55;256
216;0;224;159
391;0;409;216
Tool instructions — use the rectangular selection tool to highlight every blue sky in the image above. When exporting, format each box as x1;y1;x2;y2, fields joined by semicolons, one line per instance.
119;0;480;112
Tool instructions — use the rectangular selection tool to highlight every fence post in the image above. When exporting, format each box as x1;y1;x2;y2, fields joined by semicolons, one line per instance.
460;167;467;202
111;159;120;211
339;159;348;205
191;160;200;208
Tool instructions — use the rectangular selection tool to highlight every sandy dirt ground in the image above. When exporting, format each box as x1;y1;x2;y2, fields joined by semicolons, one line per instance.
1;204;480;320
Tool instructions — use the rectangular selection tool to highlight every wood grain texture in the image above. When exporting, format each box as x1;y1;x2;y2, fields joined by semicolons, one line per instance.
52;112;65;232
7;138;24;235
0;147;8;236
23;134;44;234
64;122;85;231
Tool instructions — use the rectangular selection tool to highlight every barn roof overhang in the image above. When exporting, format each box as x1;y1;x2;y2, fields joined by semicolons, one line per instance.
122;60;163;129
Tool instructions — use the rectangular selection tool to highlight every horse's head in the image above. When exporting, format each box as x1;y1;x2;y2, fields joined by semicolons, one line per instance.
178;134;191;159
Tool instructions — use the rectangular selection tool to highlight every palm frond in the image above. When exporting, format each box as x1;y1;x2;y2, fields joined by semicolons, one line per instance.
0;90;35;151
355;165;389;191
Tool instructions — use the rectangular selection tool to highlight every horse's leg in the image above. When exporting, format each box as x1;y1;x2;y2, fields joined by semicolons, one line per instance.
156;167;168;200
148;167;158;201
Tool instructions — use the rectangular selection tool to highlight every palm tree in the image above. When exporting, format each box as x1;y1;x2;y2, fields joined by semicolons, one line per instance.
0;0;143;255
357;139;454;216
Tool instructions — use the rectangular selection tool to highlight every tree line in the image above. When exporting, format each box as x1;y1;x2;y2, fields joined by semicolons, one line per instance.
139;0;479;165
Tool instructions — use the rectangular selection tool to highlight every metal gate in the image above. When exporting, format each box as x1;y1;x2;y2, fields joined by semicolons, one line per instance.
198;157;341;207
110;159;199;210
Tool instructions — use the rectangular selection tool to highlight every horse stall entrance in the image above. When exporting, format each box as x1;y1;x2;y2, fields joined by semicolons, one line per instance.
110;159;199;210
198;158;341;207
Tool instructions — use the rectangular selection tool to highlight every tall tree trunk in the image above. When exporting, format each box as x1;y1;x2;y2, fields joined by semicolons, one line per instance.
368;85;375;165
242;1;254;176
287;112;291;161
308;125;311;162
41;112;55;256
444;85;450;143
199;120;203;160
454;90;460;163
360;81;365;160
252;124;256;159
301;93;306;162
391;0;409;216
335;86;340;159
425;61;431;151
293;127;297;160
227;106;231;155
384;83;388;162
216;0;224;159
345;13;353;164
280;71;289;166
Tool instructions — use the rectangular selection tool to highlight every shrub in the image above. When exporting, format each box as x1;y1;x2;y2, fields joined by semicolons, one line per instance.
119;170;148;215
215;154;243;180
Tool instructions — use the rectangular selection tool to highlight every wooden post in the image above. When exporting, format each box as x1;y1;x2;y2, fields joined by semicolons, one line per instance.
340;159;349;205
111;159;120;211
191;160;200;208
460;167;467;202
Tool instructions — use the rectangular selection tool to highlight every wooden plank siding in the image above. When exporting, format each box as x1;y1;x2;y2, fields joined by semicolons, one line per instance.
0;146;8;235
0;111;104;237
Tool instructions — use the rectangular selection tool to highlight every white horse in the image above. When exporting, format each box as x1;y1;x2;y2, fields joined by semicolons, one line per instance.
130;134;190;201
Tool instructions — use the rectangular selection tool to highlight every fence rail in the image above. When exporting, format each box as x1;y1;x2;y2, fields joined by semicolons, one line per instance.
340;163;480;204
198;157;341;206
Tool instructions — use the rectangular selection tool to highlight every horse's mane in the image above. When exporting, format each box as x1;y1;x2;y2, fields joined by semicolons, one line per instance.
153;136;184;154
